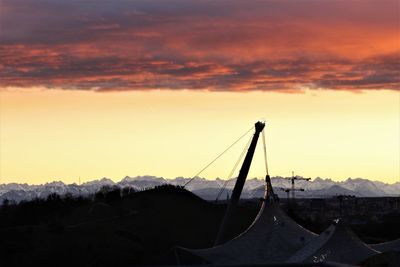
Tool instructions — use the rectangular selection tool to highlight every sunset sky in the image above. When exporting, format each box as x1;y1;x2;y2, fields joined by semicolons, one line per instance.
0;0;399;184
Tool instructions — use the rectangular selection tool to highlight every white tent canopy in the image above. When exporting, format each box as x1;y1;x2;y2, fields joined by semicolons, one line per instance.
371;239;400;253
180;183;317;264
287;219;379;265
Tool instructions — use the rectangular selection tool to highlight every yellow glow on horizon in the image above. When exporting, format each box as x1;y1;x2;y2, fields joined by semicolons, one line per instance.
0;88;399;184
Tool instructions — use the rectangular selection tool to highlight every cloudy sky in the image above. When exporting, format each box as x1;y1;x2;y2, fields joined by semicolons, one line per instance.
0;0;399;184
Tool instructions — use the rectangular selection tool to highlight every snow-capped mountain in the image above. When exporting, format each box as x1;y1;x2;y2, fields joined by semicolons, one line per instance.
0;176;398;203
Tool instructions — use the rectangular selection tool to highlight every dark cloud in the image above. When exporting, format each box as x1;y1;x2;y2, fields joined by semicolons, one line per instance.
0;0;399;92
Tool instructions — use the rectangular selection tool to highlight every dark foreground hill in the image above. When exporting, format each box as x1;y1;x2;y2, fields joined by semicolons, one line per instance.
0;185;258;267
0;185;399;267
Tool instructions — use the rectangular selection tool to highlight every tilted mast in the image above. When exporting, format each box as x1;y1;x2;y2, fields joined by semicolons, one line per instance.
214;121;265;245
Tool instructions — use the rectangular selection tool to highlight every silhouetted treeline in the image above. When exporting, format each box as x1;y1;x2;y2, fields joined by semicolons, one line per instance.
0;184;189;229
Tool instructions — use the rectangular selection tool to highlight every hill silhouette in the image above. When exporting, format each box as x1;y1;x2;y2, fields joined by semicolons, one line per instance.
0;184;258;266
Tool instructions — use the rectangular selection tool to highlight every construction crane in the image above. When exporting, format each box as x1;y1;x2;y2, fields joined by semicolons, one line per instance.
288;171;311;199
279;187;305;202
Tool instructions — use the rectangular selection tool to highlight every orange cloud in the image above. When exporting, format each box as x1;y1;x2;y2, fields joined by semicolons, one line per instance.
0;0;399;92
